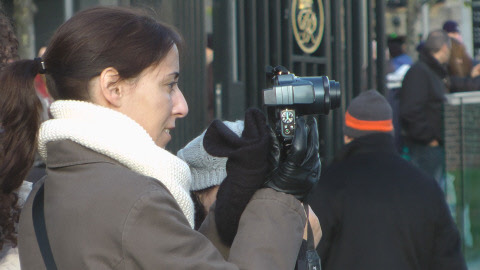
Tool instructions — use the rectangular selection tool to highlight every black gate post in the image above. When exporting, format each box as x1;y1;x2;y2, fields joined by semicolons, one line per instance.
212;0;246;121
169;0;207;153
375;0;386;95
351;0;364;97
330;0;346;163
366;0;374;90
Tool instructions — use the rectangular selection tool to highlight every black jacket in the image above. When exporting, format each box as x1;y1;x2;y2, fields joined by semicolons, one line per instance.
399;49;447;144
307;133;466;270
449;75;480;92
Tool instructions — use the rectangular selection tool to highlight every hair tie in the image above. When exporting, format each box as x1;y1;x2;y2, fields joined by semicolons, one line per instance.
34;57;46;74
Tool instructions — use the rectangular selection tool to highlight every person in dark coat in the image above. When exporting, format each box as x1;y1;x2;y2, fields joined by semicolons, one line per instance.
307;90;467;270
399;30;451;191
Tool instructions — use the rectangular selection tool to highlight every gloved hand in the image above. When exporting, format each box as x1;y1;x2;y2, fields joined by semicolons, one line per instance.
264;116;321;201
203;107;270;245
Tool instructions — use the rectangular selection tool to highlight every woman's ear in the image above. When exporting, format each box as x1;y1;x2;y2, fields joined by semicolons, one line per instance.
99;67;123;107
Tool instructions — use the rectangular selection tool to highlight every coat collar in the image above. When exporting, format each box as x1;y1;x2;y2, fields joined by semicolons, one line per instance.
333;133;397;163
418;48;448;79
45;140;119;168
38;100;195;228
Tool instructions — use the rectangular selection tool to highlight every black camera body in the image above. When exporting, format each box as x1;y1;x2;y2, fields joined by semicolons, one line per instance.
262;66;341;140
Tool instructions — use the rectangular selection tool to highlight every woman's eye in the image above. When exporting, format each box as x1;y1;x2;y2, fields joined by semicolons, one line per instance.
168;81;178;91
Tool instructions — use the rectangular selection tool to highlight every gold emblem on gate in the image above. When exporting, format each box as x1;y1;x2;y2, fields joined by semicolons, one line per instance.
292;0;324;54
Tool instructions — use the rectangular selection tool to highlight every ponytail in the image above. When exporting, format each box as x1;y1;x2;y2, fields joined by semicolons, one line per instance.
0;59;43;193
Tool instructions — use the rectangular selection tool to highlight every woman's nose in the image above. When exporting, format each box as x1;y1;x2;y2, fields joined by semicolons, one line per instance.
173;88;188;118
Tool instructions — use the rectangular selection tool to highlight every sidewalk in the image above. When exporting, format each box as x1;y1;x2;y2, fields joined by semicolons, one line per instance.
468;258;480;270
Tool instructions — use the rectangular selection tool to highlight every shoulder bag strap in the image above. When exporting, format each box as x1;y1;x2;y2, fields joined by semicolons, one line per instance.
32;183;58;270
304;204;322;270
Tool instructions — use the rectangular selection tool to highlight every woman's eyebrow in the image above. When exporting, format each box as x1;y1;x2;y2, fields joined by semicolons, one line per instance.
168;72;179;79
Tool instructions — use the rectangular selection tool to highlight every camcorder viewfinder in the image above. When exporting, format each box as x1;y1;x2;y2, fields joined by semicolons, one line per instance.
263;65;341;141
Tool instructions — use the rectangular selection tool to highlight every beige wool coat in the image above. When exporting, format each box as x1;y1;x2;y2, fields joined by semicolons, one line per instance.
18;140;306;270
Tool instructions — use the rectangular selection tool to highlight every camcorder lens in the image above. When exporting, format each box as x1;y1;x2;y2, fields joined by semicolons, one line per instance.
262;66;341;141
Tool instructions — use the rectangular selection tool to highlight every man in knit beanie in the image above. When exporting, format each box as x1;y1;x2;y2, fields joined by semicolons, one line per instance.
307;90;466;270
343;89;394;143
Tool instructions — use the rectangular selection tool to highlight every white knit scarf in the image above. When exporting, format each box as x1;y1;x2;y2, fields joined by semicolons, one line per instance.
38;100;194;228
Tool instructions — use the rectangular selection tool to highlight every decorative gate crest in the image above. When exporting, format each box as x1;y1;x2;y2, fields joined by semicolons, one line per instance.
292;0;325;54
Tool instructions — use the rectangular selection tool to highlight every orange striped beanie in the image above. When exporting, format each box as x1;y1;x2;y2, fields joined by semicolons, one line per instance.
343;89;394;138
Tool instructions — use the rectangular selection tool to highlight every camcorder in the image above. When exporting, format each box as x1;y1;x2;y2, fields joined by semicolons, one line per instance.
262;65;341;142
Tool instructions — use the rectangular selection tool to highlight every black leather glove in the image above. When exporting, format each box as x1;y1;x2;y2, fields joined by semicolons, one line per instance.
203;108;270;245
264;116;321;202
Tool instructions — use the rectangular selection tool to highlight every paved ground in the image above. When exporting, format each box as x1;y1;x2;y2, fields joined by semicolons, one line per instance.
468;258;480;270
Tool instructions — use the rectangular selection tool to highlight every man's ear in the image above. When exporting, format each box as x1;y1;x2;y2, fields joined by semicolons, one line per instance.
344;135;354;144
99;67;123;107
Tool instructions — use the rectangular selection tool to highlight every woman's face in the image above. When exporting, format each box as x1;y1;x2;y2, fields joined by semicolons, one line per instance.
121;45;188;148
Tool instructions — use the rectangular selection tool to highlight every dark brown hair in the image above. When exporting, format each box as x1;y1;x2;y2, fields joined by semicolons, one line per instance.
0;6;183;248
448;38;473;77
191;186;217;230
42;6;183;100
0;60;43;249
0;9;38;249
0;10;19;68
